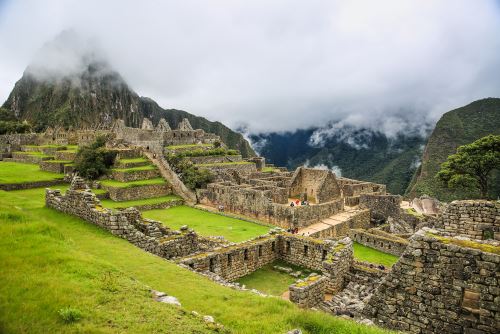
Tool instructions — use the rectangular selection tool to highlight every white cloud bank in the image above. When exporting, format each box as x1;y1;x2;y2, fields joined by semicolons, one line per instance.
0;0;499;135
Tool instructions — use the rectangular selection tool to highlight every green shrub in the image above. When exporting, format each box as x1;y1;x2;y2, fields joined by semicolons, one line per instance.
58;307;82;323
166;154;213;189
74;136;116;180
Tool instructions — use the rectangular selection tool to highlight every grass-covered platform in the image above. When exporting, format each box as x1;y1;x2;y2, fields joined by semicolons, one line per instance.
0;186;393;334
100;195;182;210
0;161;64;185
100;177;167;188
143;206;271;243
236;260;315;296
353;242;399;267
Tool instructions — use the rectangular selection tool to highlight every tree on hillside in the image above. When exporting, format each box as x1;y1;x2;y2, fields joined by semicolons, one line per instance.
74;136;116;180
437;135;500;199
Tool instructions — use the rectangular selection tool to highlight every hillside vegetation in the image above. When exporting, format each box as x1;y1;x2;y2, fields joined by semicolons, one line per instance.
406;98;500;201
0;186;392;334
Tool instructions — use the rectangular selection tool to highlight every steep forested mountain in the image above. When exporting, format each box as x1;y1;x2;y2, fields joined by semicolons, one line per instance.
406;98;500;201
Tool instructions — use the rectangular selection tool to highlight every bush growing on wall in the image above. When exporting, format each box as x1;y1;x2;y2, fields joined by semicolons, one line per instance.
166;154;213;189
74;136;116;180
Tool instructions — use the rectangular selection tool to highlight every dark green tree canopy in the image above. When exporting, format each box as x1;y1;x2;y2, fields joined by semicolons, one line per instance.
437;135;500;199
74;136;116;180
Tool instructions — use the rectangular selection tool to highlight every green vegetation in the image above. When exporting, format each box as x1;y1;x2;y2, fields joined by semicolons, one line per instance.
236;260;314;296
437;135;500;199
262;167;280;173
0;107;30;134
100;195;182;209
100;178;166;188
166;154;214;190
408;98;500;201
13;151;51;157
169;148;239;158
0;186;390;334
427;232;500;255
353;242;399;267
143;206;271;243
112;165;157;173
0;162;63;184
74;137;117;180
118;157;149;164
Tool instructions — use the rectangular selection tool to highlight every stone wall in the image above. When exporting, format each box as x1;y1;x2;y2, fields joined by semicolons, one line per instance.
289;274;328;308
0;133;39;157
289;167;341;204
0;179;64;191
338;177;386;197
54;150;77;161
198;183;344;229
45;178;202;259
442;200;499;241
104;183;172;201
111;168;160;182
180;235;279;281
309;209;370;239
364;227;500;333
188;155;242;164
359;194;402;222
349;228;409;256
11;152;52;164
40;160;67;173
199;162;257;180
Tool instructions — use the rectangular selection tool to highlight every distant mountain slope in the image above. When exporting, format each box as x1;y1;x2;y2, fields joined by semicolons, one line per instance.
406;98;500;201
251;129;425;195
2;32;255;157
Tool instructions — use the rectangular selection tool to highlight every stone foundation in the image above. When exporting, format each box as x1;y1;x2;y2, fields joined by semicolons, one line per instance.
350;228;409;256
289;274;328;308
111;168;160;182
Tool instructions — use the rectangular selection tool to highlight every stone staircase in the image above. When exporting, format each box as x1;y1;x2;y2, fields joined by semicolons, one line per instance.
298;207;367;238
143;151;197;204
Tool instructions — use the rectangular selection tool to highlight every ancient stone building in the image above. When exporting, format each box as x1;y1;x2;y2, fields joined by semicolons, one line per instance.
289;167;341;203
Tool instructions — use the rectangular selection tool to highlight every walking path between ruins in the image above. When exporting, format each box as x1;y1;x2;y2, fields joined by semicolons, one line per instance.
298;207;364;236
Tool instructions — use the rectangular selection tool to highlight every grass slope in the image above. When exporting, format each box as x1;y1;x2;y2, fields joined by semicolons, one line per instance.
0;187;392;334
142;206;271;243
100;178;166;188
0;162;63;184
353;242;399;267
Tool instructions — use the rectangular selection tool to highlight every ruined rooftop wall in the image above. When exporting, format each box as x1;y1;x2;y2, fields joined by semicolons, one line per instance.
442;200;499;241
289;167;341;203
359;194;402;222
349;228;409;256
364;228;500;334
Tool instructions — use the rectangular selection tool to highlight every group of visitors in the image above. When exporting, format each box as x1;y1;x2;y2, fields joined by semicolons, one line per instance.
218;204;225;212
287;227;300;234
289;199;309;207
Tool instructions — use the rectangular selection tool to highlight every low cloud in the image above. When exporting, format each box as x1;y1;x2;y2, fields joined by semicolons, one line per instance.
304;159;342;177
0;0;499;136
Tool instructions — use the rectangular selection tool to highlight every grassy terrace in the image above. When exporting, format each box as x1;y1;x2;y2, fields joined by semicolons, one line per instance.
0;187;392;334
100;178;166;188
14;151;52;157
236;260;314;296
353;242;399;267
100;195;182;209
117;157;149;164
262;167;280;173
0;162;63;184
143;206;271;243
111;165;157;173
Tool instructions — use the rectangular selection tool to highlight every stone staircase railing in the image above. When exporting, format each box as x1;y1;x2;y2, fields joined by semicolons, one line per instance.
143;151;197;205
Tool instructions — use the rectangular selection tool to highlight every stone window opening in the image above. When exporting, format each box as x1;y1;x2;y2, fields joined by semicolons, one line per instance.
244;249;248;260
258;245;263;257
188;263;194;269
304;245;309;256
227;254;232;267
322;250;327;261
286;241;291;254
271;241;276;252
209;258;215;273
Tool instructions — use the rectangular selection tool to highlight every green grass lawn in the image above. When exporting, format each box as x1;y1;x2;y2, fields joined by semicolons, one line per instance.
0;162;64;184
0;187;393;334
117;157;149;164
262;167;280;173
100;178;166;188
143;206;271;243
353;242;399;267
100;195;182;209
196;161;253;167
236;260;315;296
111;165;157;173
13;151;52;157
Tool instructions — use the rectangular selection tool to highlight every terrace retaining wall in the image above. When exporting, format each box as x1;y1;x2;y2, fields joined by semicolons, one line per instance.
350;229;409;256
104;183;171;201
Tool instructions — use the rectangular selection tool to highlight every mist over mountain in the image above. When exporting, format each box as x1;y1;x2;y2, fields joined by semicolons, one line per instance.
250;124;427;195
1;31;255;157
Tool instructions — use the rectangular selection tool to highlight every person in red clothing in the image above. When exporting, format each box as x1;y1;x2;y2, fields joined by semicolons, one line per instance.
295;199;300;206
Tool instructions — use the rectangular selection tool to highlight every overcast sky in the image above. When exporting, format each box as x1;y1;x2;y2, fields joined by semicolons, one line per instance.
0;0;499;135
